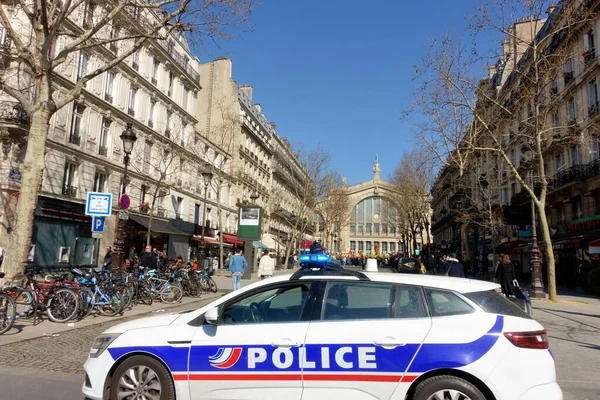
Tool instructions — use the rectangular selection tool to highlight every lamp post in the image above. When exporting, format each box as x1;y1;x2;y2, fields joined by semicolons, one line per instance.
198;168;213;272
112;123;137;274
424;220;430;258
529;172;545;298
416;224;424;255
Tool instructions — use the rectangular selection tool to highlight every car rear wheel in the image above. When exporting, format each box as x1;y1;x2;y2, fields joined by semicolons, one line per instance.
109;355;174;400
413;375;486;400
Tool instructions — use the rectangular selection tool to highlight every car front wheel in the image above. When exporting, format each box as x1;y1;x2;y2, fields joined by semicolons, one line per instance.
413;375;486;400
109;355;174;400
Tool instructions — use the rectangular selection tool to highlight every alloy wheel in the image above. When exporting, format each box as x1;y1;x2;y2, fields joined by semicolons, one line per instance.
117;365;162;400
426;389;472;400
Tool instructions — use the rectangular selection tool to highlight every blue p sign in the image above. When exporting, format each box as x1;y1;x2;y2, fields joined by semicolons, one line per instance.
92;216;105;233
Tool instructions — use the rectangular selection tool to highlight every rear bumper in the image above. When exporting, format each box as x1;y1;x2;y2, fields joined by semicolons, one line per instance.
519;381;562;400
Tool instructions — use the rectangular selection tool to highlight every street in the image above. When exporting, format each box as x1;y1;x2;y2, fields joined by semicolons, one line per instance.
0;282;597;400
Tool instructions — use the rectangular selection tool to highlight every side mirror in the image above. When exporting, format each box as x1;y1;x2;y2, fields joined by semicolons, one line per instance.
204;307;219;325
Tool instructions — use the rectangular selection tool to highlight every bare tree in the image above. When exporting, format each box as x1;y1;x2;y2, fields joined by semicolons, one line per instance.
411;1;595;300
0;1;257;279
317;173;351;252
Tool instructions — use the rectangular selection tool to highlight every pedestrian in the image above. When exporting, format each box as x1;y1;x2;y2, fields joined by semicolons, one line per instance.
415;255;425;274
102;246;112;272
138;245;157;276
495;254;518;297
440;254;449;275
229;248;248;291
427;254;438;275
445;253;465;277
258;250;275;280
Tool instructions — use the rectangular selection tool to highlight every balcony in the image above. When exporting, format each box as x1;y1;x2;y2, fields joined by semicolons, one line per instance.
68;134;81;146
104;93;113;103
548;164;587;191
563;71;574;85
584;48;596;64
154;40;201;85
62;185;77;198
0;101;30;127
98;146;108;156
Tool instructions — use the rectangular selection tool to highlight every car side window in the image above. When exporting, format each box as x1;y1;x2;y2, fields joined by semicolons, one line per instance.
424;288;475;317
322;281;394;321
396;284;428;319
220;283;311;325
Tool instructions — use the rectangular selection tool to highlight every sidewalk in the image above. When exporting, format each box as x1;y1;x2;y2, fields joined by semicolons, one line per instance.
210;268;295;292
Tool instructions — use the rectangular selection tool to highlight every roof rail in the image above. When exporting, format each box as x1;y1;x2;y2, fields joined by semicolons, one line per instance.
290;264;371;281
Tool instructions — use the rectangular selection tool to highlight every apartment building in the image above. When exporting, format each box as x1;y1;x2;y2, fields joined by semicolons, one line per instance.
197;58;314;257
431;1;600;292
0;3;237;265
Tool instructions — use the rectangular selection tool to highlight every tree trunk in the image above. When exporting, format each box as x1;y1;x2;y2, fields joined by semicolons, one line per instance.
537;205;557;301
4;107;52;280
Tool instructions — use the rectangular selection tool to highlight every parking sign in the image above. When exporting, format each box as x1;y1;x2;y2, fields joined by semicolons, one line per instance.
92;216;105;233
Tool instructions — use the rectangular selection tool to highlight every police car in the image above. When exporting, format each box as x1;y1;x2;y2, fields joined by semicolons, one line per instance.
82;260;562;400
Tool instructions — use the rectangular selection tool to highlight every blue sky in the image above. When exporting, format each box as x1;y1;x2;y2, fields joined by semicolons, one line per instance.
201;0;482;185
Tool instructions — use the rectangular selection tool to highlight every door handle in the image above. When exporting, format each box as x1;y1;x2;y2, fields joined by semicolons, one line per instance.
374;337;406;348
271;338;301;348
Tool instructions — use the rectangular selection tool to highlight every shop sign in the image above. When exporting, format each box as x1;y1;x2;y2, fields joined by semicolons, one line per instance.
518;230;533;238
558;214;600;234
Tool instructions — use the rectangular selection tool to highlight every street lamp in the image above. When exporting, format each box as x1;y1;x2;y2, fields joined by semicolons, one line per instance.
112;123;137;274
198;168;213;271
529;172;545;298
424;220;430;257
416;224;424;255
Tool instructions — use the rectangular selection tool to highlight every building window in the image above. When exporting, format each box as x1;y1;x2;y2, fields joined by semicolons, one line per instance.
69;104;84;145
83;0;96;29
166;111;172;133
77;52;89;80
132;50;139;71
584;30;596;62
152;58;159;85
93;172;106;192
567;98;577;124
555;153;564;173
104;71;115;103
141;185;147;204
183;87;189;110
366;223;372;234
175;196;184;219
564;58;574;84
366;241;372;253
552;110;560;128
390;242;396;252
350;241;356;252
109;24;119;53
588;80;599;116
168;70;174;97
148;101;156;128
143;141;153;174
569;147;580;166
358;241;364;252
99;118;110;156
128;86;137;117
62;162;77;197
374;223;380;234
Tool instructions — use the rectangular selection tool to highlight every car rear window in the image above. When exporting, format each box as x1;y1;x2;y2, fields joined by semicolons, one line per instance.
464;290;532;319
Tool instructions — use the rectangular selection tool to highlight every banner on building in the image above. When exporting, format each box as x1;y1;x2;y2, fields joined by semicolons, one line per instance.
237;206;262;240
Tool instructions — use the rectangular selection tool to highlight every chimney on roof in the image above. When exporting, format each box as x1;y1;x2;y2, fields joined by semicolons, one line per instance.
254;104;262;113
240;84;252;101
270;122;277;130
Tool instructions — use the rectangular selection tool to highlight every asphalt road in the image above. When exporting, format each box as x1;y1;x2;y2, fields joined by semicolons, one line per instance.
0;277;598;400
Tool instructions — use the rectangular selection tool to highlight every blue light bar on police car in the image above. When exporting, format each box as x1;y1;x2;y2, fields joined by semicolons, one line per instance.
300;254;331;263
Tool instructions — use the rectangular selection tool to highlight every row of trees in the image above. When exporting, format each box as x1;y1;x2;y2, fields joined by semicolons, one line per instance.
0;0;258;279
405;0;600;301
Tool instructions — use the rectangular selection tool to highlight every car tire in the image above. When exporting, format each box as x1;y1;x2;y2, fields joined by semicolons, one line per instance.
109;355;174;400
412;375;486;400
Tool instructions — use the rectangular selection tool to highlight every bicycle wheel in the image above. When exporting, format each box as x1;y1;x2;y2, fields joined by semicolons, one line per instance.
79;287;94;318
200;277;210;293
139;287;153;305
120;285;133;310
208;277;218;293
0;294;16;335
46;288;80;323
13;290;34;318
160;285;182;304
97;288;124;317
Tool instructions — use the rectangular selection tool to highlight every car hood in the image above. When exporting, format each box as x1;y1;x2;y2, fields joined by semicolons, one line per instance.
103;313;181;334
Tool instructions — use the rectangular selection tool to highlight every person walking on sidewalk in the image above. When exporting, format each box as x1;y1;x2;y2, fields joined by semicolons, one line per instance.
495;254;518;297
445;253;465;277
258;250;275;280
139;245;157;276
229;249;248;291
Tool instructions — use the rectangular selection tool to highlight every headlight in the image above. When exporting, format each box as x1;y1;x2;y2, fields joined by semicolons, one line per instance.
89;334;120;358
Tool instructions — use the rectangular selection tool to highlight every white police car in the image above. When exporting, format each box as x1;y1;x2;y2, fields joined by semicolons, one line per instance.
82;263;562;400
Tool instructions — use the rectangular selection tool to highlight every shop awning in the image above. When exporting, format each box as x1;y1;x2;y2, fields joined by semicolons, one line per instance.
129;214;194;235
252;240;270;250
191;236;231;246
589;239;600;254
222;233;244;246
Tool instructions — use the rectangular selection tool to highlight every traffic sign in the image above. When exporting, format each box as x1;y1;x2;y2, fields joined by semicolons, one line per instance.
119;209;129;220
86;192;113;216
92;216;105;233
119;194;131;210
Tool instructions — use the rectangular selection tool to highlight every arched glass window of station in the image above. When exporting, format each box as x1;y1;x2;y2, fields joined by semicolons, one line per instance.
349;196;401;254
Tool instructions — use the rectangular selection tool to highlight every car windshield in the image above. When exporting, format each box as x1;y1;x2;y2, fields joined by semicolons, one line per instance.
464;290;532;319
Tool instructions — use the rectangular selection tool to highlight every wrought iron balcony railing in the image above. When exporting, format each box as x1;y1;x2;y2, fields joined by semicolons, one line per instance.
62;185;77;197
0;101;30;127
